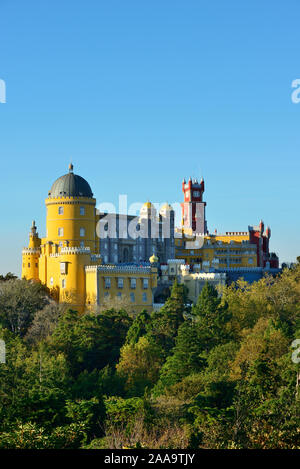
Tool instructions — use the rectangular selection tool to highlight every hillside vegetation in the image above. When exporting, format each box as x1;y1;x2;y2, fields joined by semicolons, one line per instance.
0;263;299;449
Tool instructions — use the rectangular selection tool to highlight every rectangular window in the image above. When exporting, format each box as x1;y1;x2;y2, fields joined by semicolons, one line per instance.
118;278;124;289
58;206;64;215
60;262;67;274
50;277;54;286
80;228;85;237
142;292;147;302
130;278;136;289
58;227;64;237
61;279;66;289
117;292;122;298
143;278;149;289
104;291;109;298
80;241;84;248
130;292;135;302
80;206;85;215
104;277;111;289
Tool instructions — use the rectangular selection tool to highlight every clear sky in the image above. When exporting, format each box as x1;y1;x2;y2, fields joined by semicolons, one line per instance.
0;0;299;276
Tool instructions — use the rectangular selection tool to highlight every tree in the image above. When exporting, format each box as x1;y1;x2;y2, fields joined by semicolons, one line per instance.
0;273;17;282
192;282;232;351
50;309;132;375
0;279;50;336
25;301;65;344
154;320;206;394
146;279;186;353
125;310;151;345
117;337;164;396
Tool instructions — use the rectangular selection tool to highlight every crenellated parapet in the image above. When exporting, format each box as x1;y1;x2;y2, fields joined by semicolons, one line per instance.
86;264;153;274
22;247;41;255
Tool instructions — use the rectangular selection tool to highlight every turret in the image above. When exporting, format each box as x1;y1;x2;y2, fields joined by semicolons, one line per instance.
22;221;41;281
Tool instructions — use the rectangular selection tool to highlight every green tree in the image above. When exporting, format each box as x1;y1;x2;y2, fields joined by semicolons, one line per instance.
50;309;132;375
125;310;151;345
146;279;186;353
0;279;50;336
117;336;164;396
192;282;232;351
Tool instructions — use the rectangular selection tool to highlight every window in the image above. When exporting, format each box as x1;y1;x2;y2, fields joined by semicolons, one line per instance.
58;206;64;215
118;278;124;289
104;291;109;298
80;228;85;237
104;277;111;289
60;262;67;274
50;277;54;286
130;278;136;289
80;206;85;215
104;255;108;263
80;241;85;248
143;278;149;289
130;292;135;302
61;279;66;289
58;227;64;237
142;292;147;302
117;292;122;298
28;263;30;268
114;254;118;263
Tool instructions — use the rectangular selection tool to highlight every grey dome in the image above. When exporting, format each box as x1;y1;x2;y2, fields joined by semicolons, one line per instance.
48;165;93;198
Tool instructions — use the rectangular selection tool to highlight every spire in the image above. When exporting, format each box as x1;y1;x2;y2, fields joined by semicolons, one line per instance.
31;220;37;236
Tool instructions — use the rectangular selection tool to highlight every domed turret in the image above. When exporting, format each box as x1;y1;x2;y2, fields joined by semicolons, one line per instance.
48;164;93;198
45;164;98;253
140;201;157;218
159;202;173;214
149;253;159;264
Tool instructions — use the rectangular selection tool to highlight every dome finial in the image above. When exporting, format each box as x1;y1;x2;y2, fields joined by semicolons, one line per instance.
69;162;74;173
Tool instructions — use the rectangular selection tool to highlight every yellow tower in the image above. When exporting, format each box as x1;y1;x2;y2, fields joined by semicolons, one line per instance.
22;164;157;314
45;163;97;252
22;220;41;281
39;163;99;310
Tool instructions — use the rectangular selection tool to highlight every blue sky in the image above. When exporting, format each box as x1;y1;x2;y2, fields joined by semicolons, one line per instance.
0;0;299;275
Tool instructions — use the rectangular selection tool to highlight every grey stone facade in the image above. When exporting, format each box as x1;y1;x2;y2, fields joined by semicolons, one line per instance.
98;203;175;264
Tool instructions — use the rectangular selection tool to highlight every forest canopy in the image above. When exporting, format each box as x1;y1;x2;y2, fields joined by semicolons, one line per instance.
0;264;299;449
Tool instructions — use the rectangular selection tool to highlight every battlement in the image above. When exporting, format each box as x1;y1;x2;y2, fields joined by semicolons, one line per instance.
49;246;91;257
85;264;153;274
22;248;41;255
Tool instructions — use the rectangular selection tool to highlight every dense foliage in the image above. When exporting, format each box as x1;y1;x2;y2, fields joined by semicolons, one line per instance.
0;265;299;449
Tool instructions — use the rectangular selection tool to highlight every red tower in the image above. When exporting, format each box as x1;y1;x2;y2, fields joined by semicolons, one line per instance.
249;221;279;268
181;177;207;234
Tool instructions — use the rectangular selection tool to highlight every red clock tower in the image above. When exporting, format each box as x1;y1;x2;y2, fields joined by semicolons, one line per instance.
181;177;207;234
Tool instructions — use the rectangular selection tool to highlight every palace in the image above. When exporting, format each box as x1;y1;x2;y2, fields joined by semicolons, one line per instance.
22;166;280;311
173;177;279;284
22;165;157;313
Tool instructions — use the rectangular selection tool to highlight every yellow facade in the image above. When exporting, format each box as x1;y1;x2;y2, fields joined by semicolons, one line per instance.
86;265;157;314
175;228;258;269
22;165;157;314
